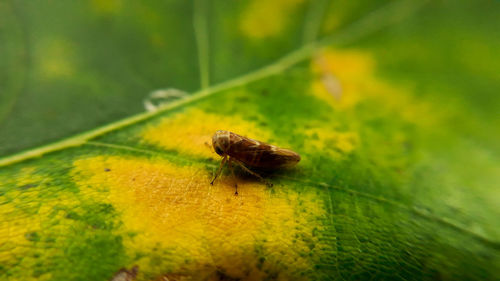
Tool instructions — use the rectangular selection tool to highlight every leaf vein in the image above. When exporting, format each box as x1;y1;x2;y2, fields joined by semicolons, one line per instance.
193;0;210;90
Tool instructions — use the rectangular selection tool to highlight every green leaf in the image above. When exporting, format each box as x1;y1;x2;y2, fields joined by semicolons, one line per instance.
1;0;499;280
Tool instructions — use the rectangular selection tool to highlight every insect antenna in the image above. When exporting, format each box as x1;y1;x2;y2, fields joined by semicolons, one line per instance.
204;141;214;153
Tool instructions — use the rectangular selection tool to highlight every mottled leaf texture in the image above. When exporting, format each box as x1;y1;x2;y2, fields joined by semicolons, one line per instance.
1;0;499;280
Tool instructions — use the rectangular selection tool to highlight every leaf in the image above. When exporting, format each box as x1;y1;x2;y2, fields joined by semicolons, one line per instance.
1;0;499;280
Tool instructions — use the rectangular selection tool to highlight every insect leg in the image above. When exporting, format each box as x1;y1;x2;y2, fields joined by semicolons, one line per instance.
233;159;273;187
227;158;238;195
211;155;228;185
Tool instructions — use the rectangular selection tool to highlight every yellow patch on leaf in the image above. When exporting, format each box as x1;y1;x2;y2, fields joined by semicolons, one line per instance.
0;169;81;281
72;155;328;280
240;0;304;39
303;127;358;161
140;108;274;160
311;49;375;109
311;48;439;126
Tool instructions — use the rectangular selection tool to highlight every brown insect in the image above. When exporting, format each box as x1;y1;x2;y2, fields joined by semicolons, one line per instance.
210;130;301;194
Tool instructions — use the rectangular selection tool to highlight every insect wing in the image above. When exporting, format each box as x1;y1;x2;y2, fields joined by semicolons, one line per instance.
228;134;300;169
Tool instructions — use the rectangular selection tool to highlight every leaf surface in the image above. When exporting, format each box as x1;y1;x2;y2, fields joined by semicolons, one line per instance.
1;0;499;280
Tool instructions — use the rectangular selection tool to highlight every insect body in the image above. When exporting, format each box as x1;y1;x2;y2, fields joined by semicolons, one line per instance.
211;130;300;194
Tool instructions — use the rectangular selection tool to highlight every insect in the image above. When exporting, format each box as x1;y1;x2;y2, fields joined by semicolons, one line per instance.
210;130;301;195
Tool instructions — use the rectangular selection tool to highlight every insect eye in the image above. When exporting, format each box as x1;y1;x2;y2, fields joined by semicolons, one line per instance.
215;146;224;156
